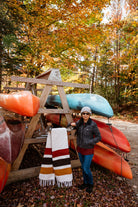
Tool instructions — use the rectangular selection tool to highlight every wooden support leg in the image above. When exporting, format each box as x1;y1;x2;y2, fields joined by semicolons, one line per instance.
12;85;52;170
11;114;41;170
7;160;81;185
57;86;73;124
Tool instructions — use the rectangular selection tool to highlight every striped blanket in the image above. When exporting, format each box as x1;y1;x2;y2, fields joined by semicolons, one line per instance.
39;128;73;187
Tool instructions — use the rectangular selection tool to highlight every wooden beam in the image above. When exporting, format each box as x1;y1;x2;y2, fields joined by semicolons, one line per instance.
6;167;40;185
4;86;43;91
7;159;81;185
11;76;89;89
24;138;47;144
57;86;73;124
36;69;52;79
22;135;76;144
68;135;76;140
4;87;29;91
38;108;71;114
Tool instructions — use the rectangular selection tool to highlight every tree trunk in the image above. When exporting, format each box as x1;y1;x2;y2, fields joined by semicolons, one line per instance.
90;47;97;93
114;28;121;106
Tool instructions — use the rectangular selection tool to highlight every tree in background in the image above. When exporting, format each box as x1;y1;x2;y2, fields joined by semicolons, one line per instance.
0;1;28;92
120;9;137;104
89;0;137;106
1;0;137;109
2;0;110;78
0;2;18;92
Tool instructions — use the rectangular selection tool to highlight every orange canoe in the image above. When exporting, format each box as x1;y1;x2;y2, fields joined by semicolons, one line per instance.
0;116;25;163
45;114;131;153
93;142;132;179
0;91;40;117
69;140;132;179
0;157;11;193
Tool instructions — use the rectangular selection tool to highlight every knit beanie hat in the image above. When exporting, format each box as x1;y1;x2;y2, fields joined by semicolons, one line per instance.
81;106;92;115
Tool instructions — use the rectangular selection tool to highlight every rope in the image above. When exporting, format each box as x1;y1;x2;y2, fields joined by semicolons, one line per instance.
106;118;124;179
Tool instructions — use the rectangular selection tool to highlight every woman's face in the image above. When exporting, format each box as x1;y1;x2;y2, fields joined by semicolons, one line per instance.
81;111;90;122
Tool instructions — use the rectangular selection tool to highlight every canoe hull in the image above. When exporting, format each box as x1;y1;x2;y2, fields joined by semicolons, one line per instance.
0;116;25;163
91;118;131;153
0;157;11;193
93;142;132;179
45;114;132;179
70;140;132;179
46;93;114;118
0;91;40;117
45;114;131;153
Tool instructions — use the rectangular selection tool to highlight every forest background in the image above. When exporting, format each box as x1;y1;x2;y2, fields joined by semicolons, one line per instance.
0;0;137;118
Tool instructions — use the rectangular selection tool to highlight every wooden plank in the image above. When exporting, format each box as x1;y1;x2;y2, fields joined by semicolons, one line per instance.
24;135;76;143
25;82;31;90
38;108;71;114
71;159;81;168
6;167;41;185
0;108;75;115
4;86;43;91
24;138;47;144
72;132;77;149
36;69;52;79
7;159;81;185
11;76;89;88
3;87;29;91
57;86;73;124
68;135;76;140
39;85;52;107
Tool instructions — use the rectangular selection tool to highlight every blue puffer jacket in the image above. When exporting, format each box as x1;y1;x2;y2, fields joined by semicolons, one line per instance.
76;118;101;149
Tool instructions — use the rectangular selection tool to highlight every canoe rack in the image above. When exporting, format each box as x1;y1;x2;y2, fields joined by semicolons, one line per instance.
5;68;89;184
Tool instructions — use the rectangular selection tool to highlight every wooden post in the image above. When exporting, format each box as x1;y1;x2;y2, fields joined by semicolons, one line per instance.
57;86;73;124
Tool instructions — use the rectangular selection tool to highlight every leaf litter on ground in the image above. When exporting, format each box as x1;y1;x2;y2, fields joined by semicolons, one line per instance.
0;145;137;207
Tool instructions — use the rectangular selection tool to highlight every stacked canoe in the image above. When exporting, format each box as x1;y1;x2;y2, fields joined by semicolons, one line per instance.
0;91;133;193
45;93;132;179
0;91;40;193
0;91;40;117
46;93;114;118
45;114;132;179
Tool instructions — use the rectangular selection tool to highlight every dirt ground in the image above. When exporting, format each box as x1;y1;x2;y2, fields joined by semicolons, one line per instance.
94;116;138;197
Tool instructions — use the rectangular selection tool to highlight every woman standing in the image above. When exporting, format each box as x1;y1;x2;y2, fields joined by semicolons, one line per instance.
70;106;101;193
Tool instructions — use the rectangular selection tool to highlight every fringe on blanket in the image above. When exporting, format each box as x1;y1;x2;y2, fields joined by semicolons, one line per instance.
39;179;55;187
57;181;72;188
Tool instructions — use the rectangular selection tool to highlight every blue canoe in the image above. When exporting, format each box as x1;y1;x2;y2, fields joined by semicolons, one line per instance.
46;93;114;118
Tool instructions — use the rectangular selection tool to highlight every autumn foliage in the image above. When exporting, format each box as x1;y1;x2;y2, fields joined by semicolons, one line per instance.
0;0;137;107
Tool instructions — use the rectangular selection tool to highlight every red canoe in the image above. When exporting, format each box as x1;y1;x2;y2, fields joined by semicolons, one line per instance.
0;116;25;163
45;114;131;153
0;91;40;117
0;157;11;193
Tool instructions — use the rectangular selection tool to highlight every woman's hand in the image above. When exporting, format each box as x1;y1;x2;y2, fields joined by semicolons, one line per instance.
70;122;76;127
